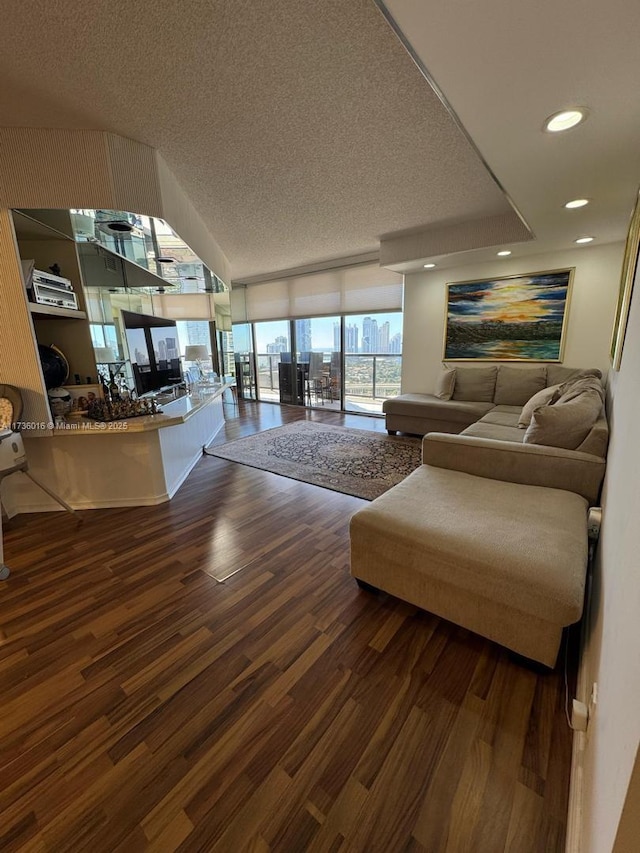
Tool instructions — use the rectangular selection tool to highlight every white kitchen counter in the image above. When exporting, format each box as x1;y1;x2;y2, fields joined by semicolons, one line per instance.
2;383;233;514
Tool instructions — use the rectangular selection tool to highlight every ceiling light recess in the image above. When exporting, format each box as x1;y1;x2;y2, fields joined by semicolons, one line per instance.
565;198;590;209
575;236;594;244
156;256;175;263
544;108;588;133
497;250;512;257
423;263;436;269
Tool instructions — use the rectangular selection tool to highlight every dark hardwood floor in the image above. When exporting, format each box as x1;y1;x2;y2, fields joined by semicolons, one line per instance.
0;400;574;852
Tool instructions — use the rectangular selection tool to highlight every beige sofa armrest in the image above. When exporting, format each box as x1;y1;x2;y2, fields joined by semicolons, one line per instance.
422;432;605;504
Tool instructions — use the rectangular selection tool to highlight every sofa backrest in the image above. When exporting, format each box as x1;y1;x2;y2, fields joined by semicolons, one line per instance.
445;364;604;406
493;365;546;406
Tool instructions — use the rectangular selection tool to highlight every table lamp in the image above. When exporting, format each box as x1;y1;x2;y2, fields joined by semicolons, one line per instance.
184;345;210;380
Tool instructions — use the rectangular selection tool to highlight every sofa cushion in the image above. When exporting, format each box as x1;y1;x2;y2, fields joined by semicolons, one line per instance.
383;393;494;423
479;408;522;427
462;422;525;443
546;365;602;387
494;366;547;406
350;464;588;625
434;366;456;400
524;390;603;450
575;414;609;458
452;366;498;402
518;384;561;428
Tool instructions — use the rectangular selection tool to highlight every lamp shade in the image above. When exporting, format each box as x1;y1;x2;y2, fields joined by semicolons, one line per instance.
94;347;117;363
184;345;209;361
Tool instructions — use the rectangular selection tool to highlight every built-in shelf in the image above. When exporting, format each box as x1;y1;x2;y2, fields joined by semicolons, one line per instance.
13;209;74;242
29;303;87;319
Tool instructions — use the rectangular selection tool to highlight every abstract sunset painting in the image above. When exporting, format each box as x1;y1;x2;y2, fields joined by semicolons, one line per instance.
444;269;572;360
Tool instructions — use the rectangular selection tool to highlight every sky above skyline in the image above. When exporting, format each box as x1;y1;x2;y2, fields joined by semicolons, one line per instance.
249;313;403;351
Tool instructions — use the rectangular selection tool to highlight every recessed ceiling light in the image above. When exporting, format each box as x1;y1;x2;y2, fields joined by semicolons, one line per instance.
565;198;590;209
544;108;588;133
575;236;594;244
423;263;436;269
497;250;512;257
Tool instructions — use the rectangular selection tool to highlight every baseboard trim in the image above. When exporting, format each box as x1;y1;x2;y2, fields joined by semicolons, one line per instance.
8;493;171;514
566;728;587;852
565;551;596;852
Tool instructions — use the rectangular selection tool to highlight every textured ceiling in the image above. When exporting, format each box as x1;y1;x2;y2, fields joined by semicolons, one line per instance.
2;0;636;280
0;0;519;279
382;0;640;271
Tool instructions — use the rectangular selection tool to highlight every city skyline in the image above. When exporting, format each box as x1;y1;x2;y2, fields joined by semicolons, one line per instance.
257;314;402;354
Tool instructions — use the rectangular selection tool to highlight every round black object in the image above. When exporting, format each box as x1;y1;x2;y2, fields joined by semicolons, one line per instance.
38;344;69;389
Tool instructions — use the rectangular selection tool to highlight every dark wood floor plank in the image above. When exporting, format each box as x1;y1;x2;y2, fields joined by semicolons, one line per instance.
0;400;575;851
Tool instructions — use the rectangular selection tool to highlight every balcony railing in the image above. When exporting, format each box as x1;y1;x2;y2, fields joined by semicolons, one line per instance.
254;352;401;412
344;354;401;403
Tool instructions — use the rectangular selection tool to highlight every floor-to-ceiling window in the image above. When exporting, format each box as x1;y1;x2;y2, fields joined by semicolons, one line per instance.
233;309;402;415
232;323;257;399
343;311;402;413
254;320;291;402
295;316;341;409
231;262;403;414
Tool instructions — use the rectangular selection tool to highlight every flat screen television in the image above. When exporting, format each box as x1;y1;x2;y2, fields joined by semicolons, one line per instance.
121;309;183;396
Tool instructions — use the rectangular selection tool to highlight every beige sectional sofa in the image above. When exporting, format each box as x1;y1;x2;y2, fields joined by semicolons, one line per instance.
351;364;608;667
384;364;608;504
384;363;602;438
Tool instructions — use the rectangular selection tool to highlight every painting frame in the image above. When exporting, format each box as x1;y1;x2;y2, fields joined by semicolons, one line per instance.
443;267;574;362
610;187;640;371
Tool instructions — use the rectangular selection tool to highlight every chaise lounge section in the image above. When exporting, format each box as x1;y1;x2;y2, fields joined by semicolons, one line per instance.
350;464;588;667
351;365;608;667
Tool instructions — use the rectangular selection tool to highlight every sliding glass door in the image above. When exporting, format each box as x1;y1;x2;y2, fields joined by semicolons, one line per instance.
294;317;341;409
254;320;291;402
232;323;257;399
233;310;403;415
343;312;402;413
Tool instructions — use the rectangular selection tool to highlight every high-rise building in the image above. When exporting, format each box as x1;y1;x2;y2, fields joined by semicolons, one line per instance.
165;337;179;360
184;321;209;348
333;322;340;352
296;318;312;353
389;333;402;353
379;321;390;353
362;316;378;352
345;323;359;353
266;335;288;354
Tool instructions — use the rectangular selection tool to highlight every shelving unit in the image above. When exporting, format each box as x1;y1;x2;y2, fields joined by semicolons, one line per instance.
29;303;87;319
12;209;98;392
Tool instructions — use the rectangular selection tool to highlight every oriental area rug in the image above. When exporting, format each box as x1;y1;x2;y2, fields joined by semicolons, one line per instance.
206;421;422;500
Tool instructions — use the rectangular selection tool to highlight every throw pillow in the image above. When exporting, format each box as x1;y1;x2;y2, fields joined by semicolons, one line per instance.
518;383;561;428
434;365;456;400
451;366;498;402
523;389;603;450
494;366;547;407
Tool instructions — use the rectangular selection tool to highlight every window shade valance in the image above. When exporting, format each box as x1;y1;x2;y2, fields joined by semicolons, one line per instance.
230;263;403;322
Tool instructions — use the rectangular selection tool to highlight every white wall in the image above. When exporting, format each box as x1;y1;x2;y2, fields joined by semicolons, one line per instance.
402;242;624;393
576;250;640;851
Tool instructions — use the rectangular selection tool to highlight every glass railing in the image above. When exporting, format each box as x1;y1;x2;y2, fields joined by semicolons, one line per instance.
255;351;402;411
344;353;401;413
256;353;282;399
